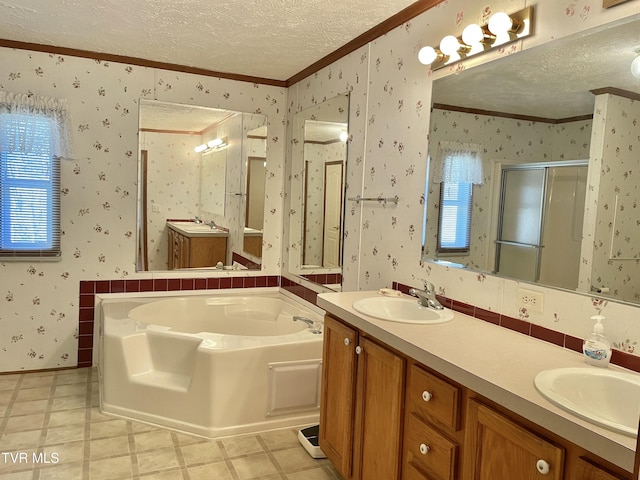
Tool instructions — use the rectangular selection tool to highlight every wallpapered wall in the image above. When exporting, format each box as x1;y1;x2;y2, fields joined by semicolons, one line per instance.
284;0;640;354
0;52;285;372
425;108;592;271
580;93;640;303
142;131;202;270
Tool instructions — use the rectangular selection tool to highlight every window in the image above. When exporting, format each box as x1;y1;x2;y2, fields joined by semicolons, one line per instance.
0;95;69;260
437;181;472;253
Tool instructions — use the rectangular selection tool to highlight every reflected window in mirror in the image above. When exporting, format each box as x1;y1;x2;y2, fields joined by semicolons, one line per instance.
437;181;472;254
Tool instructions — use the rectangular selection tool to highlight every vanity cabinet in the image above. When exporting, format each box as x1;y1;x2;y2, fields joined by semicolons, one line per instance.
463;399;565;480
319;315;405;480
319;309;633;480
167;226;227;269
402;363;463;480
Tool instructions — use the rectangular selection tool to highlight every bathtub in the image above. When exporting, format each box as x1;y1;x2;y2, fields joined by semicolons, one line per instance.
96;289;324;438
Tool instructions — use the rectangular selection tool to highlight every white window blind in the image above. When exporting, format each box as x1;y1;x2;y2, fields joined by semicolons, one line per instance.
0;114;61;258
437;181;472;253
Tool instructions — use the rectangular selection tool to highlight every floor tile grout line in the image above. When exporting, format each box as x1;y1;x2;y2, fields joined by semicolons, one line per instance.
83;368;93;480
217;439;241;480
170;431;191;480
0;373;22;435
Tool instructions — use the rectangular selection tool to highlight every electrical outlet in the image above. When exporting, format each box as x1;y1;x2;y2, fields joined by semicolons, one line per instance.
152;204;161;213
518;288;544;313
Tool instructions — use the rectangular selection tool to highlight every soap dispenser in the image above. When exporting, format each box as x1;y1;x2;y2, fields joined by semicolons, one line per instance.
582;315;611;367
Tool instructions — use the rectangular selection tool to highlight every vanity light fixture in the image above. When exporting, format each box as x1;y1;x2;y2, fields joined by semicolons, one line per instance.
194;137;228;154
418;6;533;70
339;131;349;142
631;49;640;79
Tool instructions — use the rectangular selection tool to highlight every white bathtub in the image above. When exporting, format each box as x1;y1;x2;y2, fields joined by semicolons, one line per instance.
97;289;324;438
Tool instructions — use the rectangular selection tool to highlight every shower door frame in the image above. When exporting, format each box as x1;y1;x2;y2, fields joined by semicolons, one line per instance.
493;159;588;284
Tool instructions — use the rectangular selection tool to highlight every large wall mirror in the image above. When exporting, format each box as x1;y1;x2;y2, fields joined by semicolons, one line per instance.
423;15;640;305
288;93;349;288
136;99;267;271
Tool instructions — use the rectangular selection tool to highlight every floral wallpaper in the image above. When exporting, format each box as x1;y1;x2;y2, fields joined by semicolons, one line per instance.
285;0;640;356
142;131;202;270
0;50;285;372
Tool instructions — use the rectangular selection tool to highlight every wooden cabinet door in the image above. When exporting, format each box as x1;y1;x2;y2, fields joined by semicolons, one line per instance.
319;315;358;479
167;228;175;270
464;399;564;480
575;458;629;480
354;336;405;480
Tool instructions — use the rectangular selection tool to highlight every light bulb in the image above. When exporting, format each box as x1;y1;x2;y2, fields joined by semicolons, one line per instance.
207;138;223;148
440;35;463;56
418;46;439;65
631;55;640;79
194;144;207;153
462;24;484;45
488;12;514;35
339;131;349;142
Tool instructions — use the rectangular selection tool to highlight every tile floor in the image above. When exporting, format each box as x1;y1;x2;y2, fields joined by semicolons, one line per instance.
0;368;343;480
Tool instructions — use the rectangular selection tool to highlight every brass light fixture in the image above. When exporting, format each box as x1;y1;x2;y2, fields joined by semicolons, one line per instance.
418;6;534;71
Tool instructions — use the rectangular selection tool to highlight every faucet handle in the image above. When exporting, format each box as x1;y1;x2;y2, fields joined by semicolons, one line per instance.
419;278;434;292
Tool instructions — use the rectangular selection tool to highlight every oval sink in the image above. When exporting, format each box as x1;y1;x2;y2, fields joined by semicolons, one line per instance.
352;297;454;324
534;367;640;437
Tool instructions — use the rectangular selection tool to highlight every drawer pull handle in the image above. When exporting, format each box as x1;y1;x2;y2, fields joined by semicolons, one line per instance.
344;338;351;346
422;391;433;402
419;443;430;455
536;459;550;475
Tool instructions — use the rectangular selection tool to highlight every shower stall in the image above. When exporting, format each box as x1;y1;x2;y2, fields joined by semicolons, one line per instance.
494;161;588;290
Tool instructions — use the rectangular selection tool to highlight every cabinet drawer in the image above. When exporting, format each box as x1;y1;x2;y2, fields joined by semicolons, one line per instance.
407;364;461;430
404;414;458;480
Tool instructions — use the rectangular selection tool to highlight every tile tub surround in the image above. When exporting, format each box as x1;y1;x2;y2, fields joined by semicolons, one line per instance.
0;368;342;480
392;282;640;374
78;277;279;368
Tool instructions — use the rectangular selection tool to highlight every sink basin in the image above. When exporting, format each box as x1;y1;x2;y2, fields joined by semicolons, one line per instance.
534;367;640;437
352;296;454;324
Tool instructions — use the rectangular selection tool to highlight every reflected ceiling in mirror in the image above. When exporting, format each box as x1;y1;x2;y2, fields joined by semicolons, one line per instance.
137;99;267;272
423;16;640;305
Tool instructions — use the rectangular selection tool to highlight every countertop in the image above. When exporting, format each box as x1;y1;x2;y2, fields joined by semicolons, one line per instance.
166;221;229;238
317;290;637;473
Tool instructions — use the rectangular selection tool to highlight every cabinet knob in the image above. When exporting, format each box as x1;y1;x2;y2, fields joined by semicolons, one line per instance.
419;443;430;455
355;345;364;355
422;391;433;402
536;459;550;475
344;338;351;346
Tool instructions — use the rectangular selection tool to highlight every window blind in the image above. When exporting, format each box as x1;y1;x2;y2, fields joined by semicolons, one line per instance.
0;115;60;259
437;181;472;253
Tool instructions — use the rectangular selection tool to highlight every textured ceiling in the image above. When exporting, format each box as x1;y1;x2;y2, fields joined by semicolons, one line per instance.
433;17;640;120
0;0;418;81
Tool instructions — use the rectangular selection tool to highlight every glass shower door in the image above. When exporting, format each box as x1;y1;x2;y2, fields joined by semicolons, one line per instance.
495;168;546;282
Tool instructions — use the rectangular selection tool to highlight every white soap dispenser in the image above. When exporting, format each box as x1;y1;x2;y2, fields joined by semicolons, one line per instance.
582;314;611;367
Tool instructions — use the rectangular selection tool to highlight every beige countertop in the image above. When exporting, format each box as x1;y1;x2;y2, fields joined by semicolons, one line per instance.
166;221;229;238
317;290;637;473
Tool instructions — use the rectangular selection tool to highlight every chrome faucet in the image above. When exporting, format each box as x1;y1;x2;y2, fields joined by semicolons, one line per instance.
207;220;217;229
293;316;323;334
409;280;444;310
194;216;202;224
